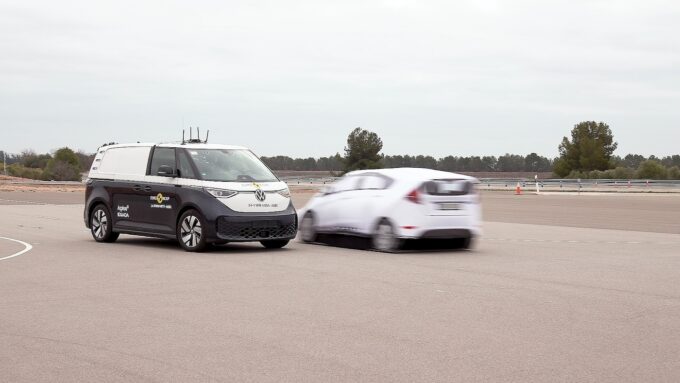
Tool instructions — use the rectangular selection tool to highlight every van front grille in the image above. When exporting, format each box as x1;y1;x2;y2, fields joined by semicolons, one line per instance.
217;218;297;241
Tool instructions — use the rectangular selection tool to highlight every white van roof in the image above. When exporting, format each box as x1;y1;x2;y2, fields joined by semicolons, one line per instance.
97;142;248;152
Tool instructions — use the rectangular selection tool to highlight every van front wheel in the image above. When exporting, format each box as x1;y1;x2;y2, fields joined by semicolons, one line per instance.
177;210;207;252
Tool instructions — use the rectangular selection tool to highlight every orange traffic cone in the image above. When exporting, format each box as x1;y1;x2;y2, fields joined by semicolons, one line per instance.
515;182;522;195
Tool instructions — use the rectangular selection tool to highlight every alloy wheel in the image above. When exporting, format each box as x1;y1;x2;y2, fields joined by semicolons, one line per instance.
180;215;203;248
91;209;108;240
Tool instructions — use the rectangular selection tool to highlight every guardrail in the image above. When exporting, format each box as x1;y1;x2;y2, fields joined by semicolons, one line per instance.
0;180;85;185
2;177;679;192
478;178;680;191
283;176;680;192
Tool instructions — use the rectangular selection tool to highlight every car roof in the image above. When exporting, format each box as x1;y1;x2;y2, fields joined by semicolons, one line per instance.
346;167;476;181
99;142;249;151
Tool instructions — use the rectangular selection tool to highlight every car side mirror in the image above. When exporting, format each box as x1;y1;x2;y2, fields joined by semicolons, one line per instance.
157;165;176;177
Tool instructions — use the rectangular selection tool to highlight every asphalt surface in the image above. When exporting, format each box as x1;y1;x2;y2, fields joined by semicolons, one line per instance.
1;191;680;382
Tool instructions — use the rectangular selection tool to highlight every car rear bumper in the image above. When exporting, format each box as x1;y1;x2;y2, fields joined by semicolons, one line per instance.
418;228;473;239
396;214;481;239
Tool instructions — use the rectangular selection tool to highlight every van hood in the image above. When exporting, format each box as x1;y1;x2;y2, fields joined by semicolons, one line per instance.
199;180;288;192
197;180;291;213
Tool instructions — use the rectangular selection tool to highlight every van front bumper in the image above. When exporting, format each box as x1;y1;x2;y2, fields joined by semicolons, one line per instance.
214;206;297;242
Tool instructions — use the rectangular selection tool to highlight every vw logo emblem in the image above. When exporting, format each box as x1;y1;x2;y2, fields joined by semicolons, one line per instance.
255;189;266;202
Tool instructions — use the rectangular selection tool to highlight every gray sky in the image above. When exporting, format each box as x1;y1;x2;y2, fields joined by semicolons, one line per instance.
1;0;679;158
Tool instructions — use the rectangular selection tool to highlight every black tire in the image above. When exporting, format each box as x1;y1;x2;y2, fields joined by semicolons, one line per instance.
458;236;473;250
90;204;119;243
299;211;317;243
261;240;289;249
372;218;402;252
177;209;208;252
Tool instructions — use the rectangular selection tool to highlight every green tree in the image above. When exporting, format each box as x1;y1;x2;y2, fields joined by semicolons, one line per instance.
42;147;82;181
75;150;95;171
20;150;52;169
553;121;618;177
668;166;680;180
497;154;525;172
524;153;551;172
343;127;383;172
635;160;668;180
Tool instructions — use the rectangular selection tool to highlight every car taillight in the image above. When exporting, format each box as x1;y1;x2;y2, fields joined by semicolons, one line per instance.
405;188;420;204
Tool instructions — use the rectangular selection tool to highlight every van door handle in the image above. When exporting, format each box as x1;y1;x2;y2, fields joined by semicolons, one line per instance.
143;186;152;192
133;185;142;191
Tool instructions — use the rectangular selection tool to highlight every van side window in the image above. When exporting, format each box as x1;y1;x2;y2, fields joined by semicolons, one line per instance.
177;150;197;179
149;148;176;175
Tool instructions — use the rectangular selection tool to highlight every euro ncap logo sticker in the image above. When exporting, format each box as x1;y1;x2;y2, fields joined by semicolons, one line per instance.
150;193;170;204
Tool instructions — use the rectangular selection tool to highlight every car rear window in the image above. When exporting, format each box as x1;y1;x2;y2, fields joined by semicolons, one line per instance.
423;179;473;195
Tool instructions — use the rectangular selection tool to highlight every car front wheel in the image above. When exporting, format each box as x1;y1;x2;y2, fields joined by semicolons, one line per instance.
300;212;317;243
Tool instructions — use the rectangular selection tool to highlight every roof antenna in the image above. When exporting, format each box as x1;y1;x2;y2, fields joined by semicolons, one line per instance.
197;127;200;142
189;126;193;141
182;129;185;144
205;130;209;143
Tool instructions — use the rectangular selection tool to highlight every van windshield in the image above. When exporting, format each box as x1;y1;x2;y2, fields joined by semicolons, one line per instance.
186;149;278;182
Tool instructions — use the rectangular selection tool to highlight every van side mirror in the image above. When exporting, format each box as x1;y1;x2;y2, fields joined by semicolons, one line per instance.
157;165;176;177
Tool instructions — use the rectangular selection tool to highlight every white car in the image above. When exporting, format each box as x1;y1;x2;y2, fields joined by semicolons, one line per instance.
298;168;481;251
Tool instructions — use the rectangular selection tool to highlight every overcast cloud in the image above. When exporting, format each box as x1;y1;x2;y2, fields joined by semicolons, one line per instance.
1;0;679;157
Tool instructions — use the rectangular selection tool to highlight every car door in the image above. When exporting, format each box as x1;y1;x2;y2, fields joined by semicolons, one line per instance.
311;175;359;232
350;174;393;235
137;147;181;235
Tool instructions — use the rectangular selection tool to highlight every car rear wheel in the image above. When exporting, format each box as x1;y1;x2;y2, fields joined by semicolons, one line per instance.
90;204;119;243
300;212;317;243
372;219;401;252
178;210;207;252
261;240;289;249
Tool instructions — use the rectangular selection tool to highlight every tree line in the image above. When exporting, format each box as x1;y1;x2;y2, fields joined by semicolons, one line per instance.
2;122;679;181
261;153;554;172
0;148;94;181
261;153;679;178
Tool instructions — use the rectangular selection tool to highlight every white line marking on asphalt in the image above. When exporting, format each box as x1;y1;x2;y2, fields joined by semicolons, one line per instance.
0;198;46;205
0;236;33;261
486;238;678;246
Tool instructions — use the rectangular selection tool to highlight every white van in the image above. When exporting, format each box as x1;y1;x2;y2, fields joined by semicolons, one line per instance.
84;142;296;251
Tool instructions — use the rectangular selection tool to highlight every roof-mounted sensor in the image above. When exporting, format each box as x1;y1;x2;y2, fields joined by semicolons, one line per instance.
182;127;209;144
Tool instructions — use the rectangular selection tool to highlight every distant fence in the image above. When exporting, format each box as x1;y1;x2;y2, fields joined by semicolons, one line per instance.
2;177;679;192
478;178;680;191
283;176;680;192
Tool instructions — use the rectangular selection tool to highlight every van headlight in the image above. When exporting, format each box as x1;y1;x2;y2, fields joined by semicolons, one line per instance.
205;188;238;199
276;188;291;198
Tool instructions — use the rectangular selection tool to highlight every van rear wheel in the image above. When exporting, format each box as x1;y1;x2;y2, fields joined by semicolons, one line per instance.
261;240;289;249
178;209;207;252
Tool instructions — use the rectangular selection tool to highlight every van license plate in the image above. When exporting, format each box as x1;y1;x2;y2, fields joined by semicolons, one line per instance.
438;203;461;210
